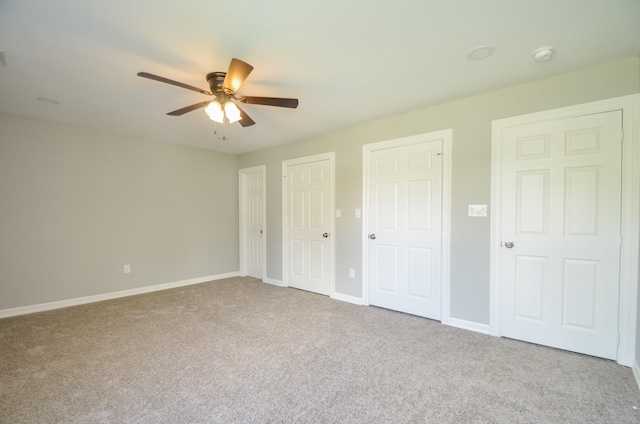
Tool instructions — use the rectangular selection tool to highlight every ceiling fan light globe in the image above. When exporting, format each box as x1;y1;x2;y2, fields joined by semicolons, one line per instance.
224;101;242;123
205;101;224;123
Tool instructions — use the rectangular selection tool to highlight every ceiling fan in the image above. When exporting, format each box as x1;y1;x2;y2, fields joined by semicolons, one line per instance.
137;58;298;127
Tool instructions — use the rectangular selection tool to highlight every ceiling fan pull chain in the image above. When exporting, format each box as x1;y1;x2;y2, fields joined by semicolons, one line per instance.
213;121;230;141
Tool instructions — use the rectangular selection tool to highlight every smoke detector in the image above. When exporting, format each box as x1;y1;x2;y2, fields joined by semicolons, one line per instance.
532;46;554;62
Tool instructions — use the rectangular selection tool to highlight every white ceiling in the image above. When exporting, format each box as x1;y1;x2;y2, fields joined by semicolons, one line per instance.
1;1;639;154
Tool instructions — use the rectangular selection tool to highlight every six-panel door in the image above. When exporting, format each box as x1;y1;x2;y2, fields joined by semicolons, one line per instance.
367;141;443;319
499;111;622;359
285;159;332;295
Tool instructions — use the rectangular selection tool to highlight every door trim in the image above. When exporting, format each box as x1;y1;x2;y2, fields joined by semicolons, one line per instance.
239;165;266;281
362;130;452;321
490;94;639;366
282;152;336;296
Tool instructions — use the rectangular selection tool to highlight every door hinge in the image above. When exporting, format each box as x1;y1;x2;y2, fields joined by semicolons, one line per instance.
620;234;623;248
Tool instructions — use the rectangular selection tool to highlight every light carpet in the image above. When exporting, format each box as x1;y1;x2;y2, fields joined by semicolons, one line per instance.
1;277;639;423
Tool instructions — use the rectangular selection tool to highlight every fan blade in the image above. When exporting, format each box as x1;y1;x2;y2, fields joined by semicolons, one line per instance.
167;101;211;116
236;104;256;127
138;72;212;95
239;96;299;108
222;58;254;94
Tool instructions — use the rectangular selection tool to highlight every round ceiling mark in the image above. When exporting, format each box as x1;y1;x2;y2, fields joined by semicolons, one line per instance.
532;46;554;62
37;97;60;105
467;46;495;61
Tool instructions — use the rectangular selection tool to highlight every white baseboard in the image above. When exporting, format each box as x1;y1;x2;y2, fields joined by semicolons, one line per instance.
262;279;363;307
332;292;363;305
447;317;491;335
634;360;640;392
263;278;285;287
0;271;240;319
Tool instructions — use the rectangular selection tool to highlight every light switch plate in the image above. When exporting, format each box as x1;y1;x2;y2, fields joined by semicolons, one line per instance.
335;209;341;218
468;204;487;217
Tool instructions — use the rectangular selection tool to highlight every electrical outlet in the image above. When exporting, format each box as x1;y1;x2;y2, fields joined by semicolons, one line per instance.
124;264;131;274
349;268;355;278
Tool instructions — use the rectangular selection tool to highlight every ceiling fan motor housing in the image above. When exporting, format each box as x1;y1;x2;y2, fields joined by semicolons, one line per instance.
206;72;227;93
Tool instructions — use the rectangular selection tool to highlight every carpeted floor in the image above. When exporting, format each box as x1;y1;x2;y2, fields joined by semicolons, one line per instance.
1;276;640;423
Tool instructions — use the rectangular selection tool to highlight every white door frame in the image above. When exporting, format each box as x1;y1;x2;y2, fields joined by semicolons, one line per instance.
239;165;266;281
490;94;640;366
362;130;452;322
282;152;336;296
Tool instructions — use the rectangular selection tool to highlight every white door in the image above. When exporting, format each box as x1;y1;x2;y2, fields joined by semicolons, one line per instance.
239;166;265;280
367;140;443;319
499;110;622;359
283;154;333;295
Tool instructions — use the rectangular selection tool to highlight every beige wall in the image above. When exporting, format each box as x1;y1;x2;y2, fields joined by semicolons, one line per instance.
0;113;239;310
238;57;640;325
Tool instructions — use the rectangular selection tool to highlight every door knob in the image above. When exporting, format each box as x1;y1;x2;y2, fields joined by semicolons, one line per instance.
369;234;376;240
504;241;514;248
323;233;329;238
